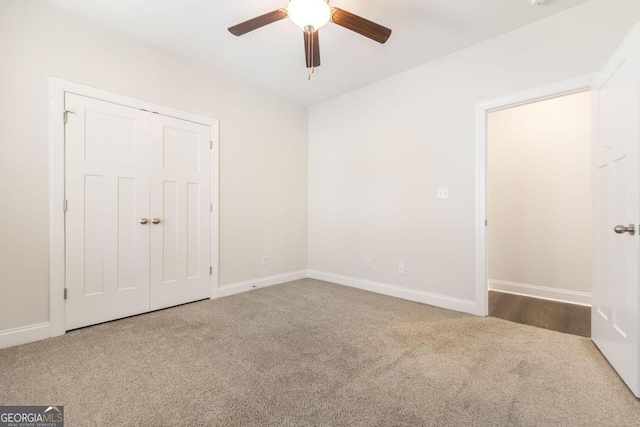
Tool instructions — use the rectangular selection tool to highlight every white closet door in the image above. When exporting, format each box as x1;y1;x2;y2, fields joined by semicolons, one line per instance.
65;93;151;330
149;114;211;310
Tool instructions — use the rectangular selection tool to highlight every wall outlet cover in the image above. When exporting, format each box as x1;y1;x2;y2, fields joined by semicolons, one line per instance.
437;187;450;200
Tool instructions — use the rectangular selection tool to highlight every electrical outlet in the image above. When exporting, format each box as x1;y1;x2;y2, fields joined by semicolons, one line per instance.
398;262;405;274
365;257;371;269
437;187;450;200
261;256;268;267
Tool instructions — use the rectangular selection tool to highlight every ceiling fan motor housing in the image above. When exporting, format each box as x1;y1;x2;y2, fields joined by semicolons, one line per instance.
287;0;332;31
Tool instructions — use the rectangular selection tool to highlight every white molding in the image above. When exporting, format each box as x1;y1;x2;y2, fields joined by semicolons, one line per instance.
49;77;220;336
475;101;489;317
0;323;51;350
50;78;217;126
308;270;482;316
489;280;591;307
477;74;599;113
209;117;220;300
49;78;66;337
218;270;308;298
474;74;596;317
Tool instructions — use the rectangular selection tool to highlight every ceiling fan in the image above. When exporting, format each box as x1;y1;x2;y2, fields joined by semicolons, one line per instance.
228;0;392;76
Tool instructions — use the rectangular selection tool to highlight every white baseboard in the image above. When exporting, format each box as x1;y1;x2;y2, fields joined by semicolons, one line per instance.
218;270;308;298
0;323;50;350
488;279;591;306
308;270;482;316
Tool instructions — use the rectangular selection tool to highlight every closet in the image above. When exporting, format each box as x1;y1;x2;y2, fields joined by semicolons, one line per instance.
64;93;212;330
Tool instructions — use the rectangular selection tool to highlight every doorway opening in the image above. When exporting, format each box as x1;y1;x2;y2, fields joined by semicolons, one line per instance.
486;90;591;336
474;75;597;333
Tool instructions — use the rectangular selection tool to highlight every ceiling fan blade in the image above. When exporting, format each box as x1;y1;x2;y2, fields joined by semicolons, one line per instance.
304;31;321;68
228;9;287;36
330;8;392;44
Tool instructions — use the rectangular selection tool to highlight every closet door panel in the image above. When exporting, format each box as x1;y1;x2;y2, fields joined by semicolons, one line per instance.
150;115;211;310
65;93;151;330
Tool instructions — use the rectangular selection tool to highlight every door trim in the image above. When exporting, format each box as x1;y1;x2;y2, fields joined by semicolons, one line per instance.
49;78;220;337
474;74;597;317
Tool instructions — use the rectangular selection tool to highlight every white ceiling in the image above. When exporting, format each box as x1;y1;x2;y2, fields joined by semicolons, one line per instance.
46;0;590;106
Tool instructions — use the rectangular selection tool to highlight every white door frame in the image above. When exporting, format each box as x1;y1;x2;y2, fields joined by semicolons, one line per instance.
474;74;597;316
48;78;220;337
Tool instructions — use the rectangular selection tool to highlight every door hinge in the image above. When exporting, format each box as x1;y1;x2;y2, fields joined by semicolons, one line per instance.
485;220;487;227
210;140;213;149
64;288;68;300
63;110;74;124
210;203;213;213
63;200;68;212
210;266;213;275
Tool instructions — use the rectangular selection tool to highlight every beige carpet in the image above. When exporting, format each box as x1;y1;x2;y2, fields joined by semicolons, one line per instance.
1;279;639;426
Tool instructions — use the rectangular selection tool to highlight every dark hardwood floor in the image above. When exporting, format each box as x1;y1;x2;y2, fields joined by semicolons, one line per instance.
489;291;591;337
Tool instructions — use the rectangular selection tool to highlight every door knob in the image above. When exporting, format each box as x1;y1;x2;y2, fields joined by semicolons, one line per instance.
614;224;635;235
152;218;161;224
139;218;149;225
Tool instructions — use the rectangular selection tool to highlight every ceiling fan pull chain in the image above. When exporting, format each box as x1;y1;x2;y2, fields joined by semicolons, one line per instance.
307;28;314;80
310;30;315;79
307;36;311;80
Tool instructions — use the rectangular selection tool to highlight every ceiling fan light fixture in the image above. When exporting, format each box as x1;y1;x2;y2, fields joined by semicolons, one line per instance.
287;0;331;32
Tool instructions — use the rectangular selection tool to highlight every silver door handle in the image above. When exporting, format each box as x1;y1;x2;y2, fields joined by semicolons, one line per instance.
152;218;161;224
614;224;635;235
140;218;149;225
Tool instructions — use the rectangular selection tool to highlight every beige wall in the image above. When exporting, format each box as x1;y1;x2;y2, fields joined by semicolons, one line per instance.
487;92;592;294
308;0;640;305
0;0;308;331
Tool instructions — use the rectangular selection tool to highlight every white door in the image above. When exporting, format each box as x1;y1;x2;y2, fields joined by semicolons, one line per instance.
65;94;212;329
65;93;151;330
149;114;211;310
592;24;640;397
